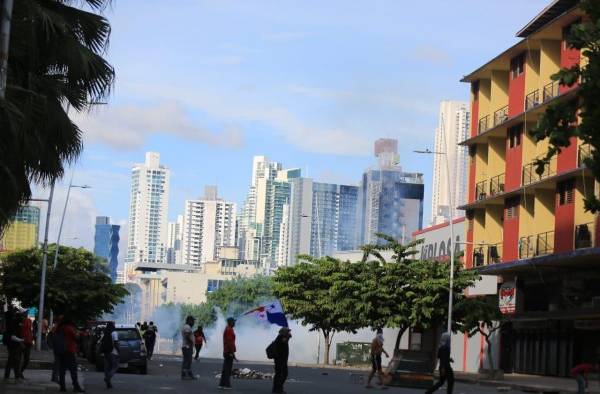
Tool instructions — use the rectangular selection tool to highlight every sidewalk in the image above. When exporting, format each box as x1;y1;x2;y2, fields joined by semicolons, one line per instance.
455;370;600;394
0;347;55;370
0;369;62;393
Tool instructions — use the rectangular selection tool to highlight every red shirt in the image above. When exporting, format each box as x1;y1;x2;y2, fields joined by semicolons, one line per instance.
194;331;205;346
571;363;595;377
21;318;33;345
223;326;236;354
61;324;78;354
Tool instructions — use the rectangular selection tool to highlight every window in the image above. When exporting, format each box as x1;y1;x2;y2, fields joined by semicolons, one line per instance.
508;124;522;148
511;53;525;79
505;196;520;219
557;179;575;205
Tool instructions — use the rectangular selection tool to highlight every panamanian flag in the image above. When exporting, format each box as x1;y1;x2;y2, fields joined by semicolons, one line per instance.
244;300;288;327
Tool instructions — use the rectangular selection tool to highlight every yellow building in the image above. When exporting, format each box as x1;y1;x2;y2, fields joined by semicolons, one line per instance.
0;206;40;253
459;0;598;377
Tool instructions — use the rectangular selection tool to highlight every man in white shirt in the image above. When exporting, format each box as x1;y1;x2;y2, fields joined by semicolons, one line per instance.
101;322;119;389
181;316;196;380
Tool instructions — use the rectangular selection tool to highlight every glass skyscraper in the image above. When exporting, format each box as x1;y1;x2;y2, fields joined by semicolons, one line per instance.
94;216;120;282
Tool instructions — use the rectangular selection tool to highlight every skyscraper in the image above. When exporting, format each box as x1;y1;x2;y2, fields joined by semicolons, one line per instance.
126;152;170;267
94;216;120;282
166;215;183;264
181;186;237;265
431;101;470;224
0;205;40;253
359;139;424;245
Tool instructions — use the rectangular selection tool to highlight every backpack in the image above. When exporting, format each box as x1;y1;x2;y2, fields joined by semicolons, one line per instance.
52;329;67;355
100;331;114;354
266;341;276;359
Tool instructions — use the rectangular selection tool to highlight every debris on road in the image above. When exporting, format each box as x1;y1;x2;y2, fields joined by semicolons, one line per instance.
214;368;274;380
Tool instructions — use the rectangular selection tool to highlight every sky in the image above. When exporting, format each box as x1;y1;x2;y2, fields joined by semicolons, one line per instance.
34;0;551;260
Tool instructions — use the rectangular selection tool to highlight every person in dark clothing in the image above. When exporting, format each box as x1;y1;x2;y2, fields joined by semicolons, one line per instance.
57;317;85;393
143;323;157;360
272;327;291;394
19;313;34;379
193;326;206;360
101;322;119;389
425;332;454;394
219;317;237;389
3;312;25;382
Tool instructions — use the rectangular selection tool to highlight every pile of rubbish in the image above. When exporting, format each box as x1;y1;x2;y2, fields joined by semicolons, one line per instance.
214;368;274;380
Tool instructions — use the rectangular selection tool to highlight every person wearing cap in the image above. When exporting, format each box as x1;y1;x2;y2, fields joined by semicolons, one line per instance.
181;316;196;380
219;317;237;390
272;327;292;394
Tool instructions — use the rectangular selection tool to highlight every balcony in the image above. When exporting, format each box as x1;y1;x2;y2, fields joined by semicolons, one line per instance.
489;173;505;196
519;232;555;258
478;115;491;134
543;81;560;103
475;180;488;201
575;222;595;249
493;106;509;127
473;243;503;267
525;89;540;111
578;143;592;168
473;247;486;267
522;156;556;186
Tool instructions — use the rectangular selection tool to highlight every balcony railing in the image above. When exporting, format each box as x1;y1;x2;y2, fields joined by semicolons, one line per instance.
487;243;502;264
473;247;486;267
475;180;488;201
473;243;503;266
575;222;595;249
522;157;556;186
489;173;505;196
493;105;509;127
525;89;540;111
478;115;490;134
519;236;535;259
578;144;592;168
543;81;560;102
536;231;554;256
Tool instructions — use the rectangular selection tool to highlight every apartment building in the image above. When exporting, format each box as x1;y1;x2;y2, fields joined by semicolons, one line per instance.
460;0;598;376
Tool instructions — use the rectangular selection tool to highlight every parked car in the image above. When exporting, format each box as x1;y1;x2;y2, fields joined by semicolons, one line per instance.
95;324;148;374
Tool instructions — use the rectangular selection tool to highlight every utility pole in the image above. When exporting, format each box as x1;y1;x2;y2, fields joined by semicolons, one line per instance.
0;0;14;99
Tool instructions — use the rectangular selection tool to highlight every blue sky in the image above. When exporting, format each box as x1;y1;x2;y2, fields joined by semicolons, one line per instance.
39;0;551;254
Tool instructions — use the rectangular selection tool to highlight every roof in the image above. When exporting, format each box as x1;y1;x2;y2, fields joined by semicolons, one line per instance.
516;0;579;38
412;217;465;237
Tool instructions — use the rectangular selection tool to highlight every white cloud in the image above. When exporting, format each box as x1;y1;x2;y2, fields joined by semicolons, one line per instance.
73;101;245;150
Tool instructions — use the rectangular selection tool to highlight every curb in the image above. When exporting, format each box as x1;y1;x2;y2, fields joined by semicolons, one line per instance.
454;376;600;394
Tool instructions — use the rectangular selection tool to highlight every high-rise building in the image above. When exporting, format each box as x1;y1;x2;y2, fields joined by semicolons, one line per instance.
461;0;596;376
166;215;183;264
182;186;237;265
359;139;424;245
0;205;40;253
431;101;470;225
93;216;120;282
125;152;170;266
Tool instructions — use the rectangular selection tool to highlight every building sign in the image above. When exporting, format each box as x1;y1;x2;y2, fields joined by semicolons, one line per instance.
499;281;516;314
413;218;465;261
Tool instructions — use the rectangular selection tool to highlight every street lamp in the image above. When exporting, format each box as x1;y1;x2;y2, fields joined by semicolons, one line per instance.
414;148;456;333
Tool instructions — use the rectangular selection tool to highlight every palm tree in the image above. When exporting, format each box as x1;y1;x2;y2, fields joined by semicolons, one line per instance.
0;0;114;230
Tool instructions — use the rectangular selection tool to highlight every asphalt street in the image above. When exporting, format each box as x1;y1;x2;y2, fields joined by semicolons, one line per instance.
5;354;525;394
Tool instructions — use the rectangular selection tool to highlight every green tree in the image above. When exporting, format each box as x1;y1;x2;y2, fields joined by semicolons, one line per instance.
529;1;600;211
455;296;505;371
207;276;274;318
180;303;217;328
360;234;479;353
0;0;114;230
273;256;363;364
0;245;128;323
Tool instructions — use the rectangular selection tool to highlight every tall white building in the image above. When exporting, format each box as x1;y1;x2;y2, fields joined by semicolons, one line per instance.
431;101;470;225
182;186;237;265
126;152;170;266
166;214;183;264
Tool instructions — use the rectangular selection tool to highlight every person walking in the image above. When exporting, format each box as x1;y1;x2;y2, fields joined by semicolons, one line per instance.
570;361;598;394
425;332;454;394
271;327;291;394
100;322;120;389
181;316;196;380
19;313;33;379
366;328;389;388
193;326;207;360
3;311;24;382
144;322;157;360
57;316;85;393
219;317;237;390
49;317;62;384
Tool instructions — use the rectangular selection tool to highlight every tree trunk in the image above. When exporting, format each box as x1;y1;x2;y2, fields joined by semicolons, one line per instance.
485;335;495;371
394;326;407;355
323;331;330;365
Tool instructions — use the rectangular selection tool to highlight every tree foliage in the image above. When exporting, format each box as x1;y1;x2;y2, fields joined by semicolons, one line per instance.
529;0;600;211
0;0;115;230
0;245;128;323
207;275;274;318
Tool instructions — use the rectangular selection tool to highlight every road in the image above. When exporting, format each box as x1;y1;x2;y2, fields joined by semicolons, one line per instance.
5;354;525;393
